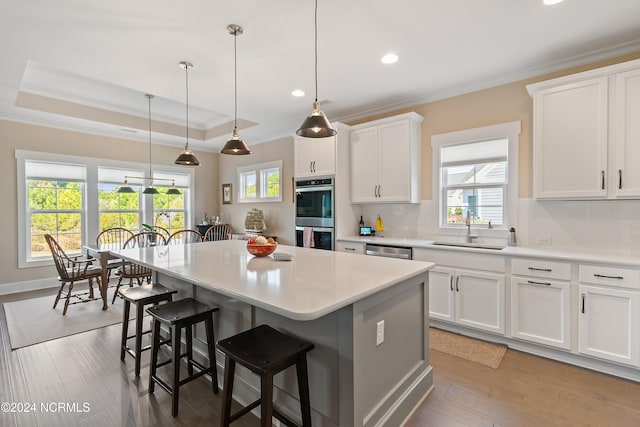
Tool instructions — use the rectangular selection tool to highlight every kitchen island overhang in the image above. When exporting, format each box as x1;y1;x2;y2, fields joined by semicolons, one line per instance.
112;240;435;426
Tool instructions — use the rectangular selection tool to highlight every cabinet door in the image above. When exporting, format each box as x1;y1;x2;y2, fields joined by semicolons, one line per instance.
613;68;640;197
377;119;411;202
578;285;640;366
455;269;505;334
350;126;379;202
533;77;608;199
428;267;455;323
294;135;336;178
511;277;571;349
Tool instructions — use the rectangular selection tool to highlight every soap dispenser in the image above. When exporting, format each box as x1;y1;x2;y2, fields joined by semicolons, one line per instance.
508;227;517;246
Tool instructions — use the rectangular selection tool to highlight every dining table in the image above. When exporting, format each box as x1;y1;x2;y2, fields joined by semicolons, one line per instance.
84;244;119;310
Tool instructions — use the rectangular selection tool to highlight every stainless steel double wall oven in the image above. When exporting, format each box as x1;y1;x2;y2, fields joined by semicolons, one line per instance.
295;178;334;250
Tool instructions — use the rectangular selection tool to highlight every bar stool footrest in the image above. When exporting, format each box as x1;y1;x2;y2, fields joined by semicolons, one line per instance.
229;399;261;423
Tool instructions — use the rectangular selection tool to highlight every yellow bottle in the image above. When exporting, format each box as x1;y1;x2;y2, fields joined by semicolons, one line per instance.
375;214;384;233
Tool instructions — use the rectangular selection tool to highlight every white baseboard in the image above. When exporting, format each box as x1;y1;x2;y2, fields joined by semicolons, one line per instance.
0;277;58;296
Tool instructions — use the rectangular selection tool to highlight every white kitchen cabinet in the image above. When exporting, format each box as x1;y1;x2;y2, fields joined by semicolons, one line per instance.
414;248;505;334
294;134;336;178
613;67;640;197
350;112;423;203
336;241;365;255
510;258;571;350
527;58;640;200
578;264;640;366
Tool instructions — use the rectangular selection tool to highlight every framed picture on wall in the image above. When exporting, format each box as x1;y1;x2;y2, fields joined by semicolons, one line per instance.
222;183;232;205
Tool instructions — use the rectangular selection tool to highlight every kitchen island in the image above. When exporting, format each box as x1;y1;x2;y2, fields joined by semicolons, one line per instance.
112;240;434;426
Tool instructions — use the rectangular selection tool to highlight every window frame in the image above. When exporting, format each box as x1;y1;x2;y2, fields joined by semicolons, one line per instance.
236;160;283;203
16;150;195;269
431;121;520;240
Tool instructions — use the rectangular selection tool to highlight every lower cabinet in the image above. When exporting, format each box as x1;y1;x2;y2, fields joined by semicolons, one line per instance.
511;277;571;350
429;266;505;335
510;257;572;350
578;284;640;366
335;241;365;254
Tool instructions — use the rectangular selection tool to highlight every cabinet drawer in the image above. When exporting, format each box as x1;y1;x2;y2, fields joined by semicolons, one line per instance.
579;264;640;289
512;258;571;281
414;248;505;273
336;241;365;255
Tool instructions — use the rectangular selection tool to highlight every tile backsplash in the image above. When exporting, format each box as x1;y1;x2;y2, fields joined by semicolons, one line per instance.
354;198;640;257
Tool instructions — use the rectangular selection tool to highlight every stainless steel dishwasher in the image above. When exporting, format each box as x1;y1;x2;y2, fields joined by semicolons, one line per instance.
364;243;412;260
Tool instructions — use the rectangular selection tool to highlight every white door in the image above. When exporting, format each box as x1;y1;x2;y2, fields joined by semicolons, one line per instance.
455;269;505;334
533;77;608;199
511;277;571;349
578;285;640;366
428;267;455;323
613;68;640;198
350;126;379;202
377;119;411;202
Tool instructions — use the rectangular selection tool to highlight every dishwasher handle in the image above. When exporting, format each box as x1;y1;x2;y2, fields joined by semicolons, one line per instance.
364;249;411;260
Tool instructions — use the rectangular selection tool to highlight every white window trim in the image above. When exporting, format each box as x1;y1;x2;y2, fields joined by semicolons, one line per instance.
16;150;195;269
237;160;283;203
431;121;520;240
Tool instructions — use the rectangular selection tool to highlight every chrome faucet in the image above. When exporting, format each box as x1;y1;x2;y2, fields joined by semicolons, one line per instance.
465;211;476;243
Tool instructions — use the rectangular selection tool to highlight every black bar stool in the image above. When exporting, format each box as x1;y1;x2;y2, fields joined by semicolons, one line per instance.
147;298;219;417
217;324;315;427
119;284;177;377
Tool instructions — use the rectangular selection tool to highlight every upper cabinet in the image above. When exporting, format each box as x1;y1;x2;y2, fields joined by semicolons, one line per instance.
294;134;336;178
350;112;423;203
527;59;640;200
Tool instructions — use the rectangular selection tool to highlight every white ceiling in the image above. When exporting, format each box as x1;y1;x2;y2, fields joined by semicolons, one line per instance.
2;0;640;153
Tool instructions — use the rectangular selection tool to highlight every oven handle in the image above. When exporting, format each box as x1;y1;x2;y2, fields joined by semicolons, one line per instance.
295;185;334;193
295;226;334;232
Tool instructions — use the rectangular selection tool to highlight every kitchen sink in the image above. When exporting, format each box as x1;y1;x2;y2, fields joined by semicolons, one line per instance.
431;241;505;250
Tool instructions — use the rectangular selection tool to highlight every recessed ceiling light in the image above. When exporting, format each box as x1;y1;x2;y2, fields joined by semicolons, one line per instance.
381;53;399;64
543;0;563;5
292;89;305;97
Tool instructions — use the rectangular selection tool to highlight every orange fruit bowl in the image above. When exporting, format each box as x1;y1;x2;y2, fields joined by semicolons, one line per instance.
246;243;277;257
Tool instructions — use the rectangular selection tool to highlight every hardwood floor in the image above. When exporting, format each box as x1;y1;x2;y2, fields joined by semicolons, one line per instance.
2;290;640;426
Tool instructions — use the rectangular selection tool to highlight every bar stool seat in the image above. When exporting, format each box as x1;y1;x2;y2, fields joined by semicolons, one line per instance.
217;324;315;427
119;284;177;376
147;298;219;417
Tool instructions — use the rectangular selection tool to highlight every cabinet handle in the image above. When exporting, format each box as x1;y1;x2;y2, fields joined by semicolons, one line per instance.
309;161;313;173
528;267;552;272
449;275;454;291
594;273;624;280
601;170;605;190
344;247;355;251
455;275;460;292
312;161;316;173
581;293;586;314
378;185;382;198
619;169;623;189
527;280;552;286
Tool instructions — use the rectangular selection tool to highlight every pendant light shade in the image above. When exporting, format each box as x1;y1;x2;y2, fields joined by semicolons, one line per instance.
143;186;160;195
221;24;251;155
175;61;200;166
166;181;181;195
117;178;135;193
296;0;336;138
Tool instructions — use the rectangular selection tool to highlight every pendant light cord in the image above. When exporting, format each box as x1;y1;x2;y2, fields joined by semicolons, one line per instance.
185;65;190;144
314;0;319;103
147;94;153;184
234;29;238;131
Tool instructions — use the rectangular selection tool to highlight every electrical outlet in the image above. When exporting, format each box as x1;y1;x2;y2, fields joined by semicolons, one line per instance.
536;237;552;246
376;320;385;346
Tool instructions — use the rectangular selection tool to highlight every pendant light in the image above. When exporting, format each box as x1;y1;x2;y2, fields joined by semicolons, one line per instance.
142;94;159;194
221;24;251;155
296;0;336;138
175;61;200;165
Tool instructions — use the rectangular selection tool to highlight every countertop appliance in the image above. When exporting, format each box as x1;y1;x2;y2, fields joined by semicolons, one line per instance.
364;243;412;260
295;178;334;250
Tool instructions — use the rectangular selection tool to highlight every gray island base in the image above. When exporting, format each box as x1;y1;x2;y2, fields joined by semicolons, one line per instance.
113;240;435;426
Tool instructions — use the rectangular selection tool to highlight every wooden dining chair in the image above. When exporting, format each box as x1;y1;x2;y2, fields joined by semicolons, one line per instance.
45;234;102;315
151;225;170;241
112;232;167;304
204;224;232;242
96;227;134;280
168;229;204;245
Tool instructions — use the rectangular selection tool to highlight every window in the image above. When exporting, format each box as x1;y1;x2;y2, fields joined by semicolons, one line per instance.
432;121;520;237
237;161;283;203
17;150;195;268
98;167;143;231
152;172;190;235
25;160;86;259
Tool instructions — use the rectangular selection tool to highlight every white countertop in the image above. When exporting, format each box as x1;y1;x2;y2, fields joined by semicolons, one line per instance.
338;236;640;267
111;240;434;321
